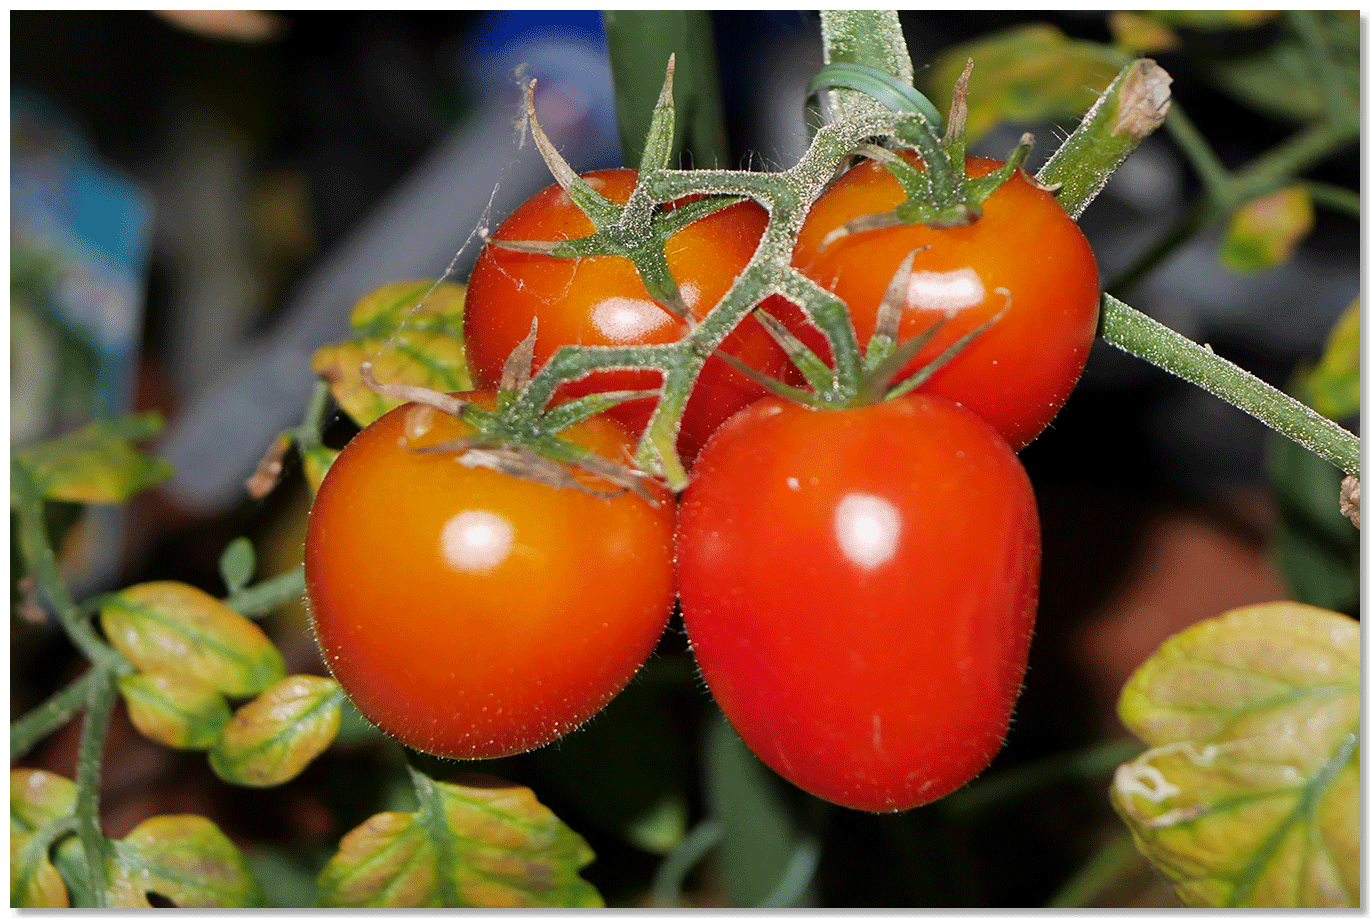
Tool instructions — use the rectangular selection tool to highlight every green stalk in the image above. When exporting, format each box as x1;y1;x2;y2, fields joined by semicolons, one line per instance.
1037;58;1174;219
11;463;130;675
818;10;914;122
602;11;729;167
11;669;96;761
74;668;119;907
225;565;307;620
944;738;1143;816
1100;295;1360;477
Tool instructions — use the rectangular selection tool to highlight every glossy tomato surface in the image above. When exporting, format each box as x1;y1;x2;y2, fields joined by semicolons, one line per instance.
465;168;791;464
791;154;1100;450
677;395;1040;811
304;393;677;759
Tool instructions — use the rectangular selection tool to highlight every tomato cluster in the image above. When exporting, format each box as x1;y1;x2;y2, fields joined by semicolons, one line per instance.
305;150;1095;810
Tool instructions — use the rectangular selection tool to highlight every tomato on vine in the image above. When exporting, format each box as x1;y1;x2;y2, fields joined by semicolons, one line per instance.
677;393;1040;812
790;153;1100;450
464;168;793;465
304;392;677;760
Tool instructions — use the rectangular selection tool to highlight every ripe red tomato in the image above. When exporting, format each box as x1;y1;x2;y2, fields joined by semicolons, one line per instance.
304;392;677;759
677;394;1040;812
464;168;792;465
791;154;1099;450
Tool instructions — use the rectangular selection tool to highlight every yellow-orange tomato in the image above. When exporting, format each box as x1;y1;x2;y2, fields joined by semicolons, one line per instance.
304;393;676;759
464;168;792;465
791;154;1100;450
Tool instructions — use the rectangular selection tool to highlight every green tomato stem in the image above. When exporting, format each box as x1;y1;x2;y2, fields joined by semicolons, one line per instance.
1100;294;1360;477
818;10;915;123
1036;58;1173;219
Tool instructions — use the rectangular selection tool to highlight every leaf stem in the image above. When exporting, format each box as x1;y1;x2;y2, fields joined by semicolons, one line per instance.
650;818;725;906
11;669;96;761
224;565;307;620
1099;295;1360;477
74;667;119;908
944;738;1144;816
1045;833;1142;908
11;462;131;675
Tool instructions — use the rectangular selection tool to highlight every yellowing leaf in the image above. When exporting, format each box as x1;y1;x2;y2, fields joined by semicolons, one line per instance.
10;769;77;832
1300;300;1360;423
925;25;1124;143
13;413;173;505
108;814;265;907
99;581;285;698
1107;12;1181;54
311;280;470;427
317;770;602;908
11;829;69;907
208;675;343;787
116;671;232;750
1220;185;1315;273
1112;602;1360;907
10;770;82;908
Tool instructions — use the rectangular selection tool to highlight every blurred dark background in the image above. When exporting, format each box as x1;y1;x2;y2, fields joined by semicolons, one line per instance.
11;10;1359;907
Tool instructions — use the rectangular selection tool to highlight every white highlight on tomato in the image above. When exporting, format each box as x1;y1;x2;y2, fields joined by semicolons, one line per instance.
441;510;515;574
905;267;985;315
834;493;901;572
590;296;673;342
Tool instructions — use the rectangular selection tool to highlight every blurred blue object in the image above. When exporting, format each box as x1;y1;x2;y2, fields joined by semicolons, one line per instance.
155;16;622;513
11;90;153;444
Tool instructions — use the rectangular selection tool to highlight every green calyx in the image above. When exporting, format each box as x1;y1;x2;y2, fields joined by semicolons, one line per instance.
725;253;1006;412
828;60;1044;236
487;63;743;323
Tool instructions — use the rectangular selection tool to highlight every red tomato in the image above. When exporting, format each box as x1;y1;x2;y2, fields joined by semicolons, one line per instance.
677;394;1040;811
304;392;676;759
464;168;792;465
791;154;1099;450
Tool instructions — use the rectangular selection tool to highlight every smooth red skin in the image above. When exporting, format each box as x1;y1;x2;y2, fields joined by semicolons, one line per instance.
677;395;1040;812
464;168;792;465
791;154;1100;450
304;393;677;760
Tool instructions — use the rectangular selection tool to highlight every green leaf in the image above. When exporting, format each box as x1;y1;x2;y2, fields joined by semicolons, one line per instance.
1220;185;1315;273
107;814;266;907
603;11;729;168
925;25;1125;144
1112;602;1360;907
98;581;286;698
704;713;818;907
219;537;256;595
116;671;233;750
310;280;470;428
12;413;173;505
209;675;343;787
1192;12;1358;123
317;771;602;908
